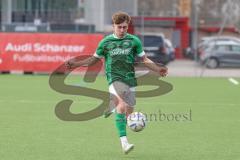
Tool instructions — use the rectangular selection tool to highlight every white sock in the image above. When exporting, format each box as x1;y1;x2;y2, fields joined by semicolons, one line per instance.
120;136;128;147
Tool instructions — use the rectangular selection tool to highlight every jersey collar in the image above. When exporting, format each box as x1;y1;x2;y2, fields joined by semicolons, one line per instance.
113;33;128;39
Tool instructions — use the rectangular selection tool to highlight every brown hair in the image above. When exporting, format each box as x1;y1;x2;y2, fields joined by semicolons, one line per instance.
112;11;131;24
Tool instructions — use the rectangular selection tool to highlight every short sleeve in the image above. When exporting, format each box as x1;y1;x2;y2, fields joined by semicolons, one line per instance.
134;36;145;57
93;39;105;58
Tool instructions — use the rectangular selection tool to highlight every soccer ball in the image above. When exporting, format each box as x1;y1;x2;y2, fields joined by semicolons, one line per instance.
127;112;147;132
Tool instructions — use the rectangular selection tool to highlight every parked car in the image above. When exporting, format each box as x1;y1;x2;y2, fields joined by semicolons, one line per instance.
200;36;240;46
177;36;240;61
136;33;174;65
199;40;240;68
164;38;175;61
197;36;240;58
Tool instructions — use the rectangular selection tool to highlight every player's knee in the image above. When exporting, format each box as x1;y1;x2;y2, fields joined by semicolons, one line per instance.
116;101;128;113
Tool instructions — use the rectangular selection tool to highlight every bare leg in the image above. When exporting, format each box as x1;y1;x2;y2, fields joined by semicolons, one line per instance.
126;106;134;118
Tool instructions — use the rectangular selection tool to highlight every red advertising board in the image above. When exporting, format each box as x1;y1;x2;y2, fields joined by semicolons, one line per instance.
0;33;104;73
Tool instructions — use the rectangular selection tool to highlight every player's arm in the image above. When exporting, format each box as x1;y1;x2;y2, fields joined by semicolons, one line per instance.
134;35;167;76
142;55;168;77
66;39;105;69
65;56;100;69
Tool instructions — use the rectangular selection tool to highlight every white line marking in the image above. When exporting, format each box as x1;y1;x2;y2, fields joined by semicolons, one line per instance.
135;70;149;78
228;78;239;85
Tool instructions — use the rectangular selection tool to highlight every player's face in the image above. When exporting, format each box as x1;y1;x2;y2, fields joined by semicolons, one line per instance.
113;21;128;38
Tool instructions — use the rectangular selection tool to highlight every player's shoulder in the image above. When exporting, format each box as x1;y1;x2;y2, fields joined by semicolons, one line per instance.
97;34;111;47
126;33;139;39
125;34;142;45
102;34;115;40
99;34;115;44
126;33;141;41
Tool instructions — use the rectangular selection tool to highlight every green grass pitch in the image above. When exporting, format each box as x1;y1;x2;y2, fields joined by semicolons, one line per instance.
0;74;239;160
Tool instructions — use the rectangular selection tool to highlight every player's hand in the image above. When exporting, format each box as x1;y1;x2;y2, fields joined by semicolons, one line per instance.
65;59;77;70
159;67;168;77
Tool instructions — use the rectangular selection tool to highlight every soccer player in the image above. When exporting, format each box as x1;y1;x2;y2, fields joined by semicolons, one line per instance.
65;11;167;154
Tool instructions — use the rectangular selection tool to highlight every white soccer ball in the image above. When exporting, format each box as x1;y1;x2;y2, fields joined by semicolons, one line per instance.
127;112;147;132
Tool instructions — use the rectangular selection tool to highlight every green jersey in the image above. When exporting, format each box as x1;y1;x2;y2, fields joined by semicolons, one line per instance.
94;33;145;87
